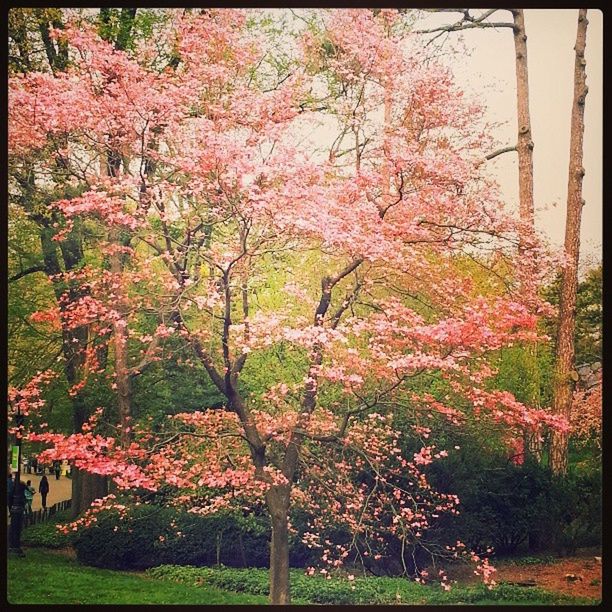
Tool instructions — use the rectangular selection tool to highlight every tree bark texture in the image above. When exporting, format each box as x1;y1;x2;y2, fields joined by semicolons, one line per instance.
510;10;543;462
267;486;291;605
512;9;535;229
550;9;589;477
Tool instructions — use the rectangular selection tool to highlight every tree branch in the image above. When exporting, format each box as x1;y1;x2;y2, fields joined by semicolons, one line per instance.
416;20;515;35
9;264;46;283
128;335;160;378
485;145;517;161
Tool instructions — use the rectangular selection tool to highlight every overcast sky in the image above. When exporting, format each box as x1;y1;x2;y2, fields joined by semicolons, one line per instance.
425;9;603;270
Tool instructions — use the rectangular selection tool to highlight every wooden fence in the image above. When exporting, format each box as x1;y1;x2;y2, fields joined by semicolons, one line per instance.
23;499;72;527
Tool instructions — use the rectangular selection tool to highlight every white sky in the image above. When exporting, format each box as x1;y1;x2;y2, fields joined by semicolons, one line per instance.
421;9;603;269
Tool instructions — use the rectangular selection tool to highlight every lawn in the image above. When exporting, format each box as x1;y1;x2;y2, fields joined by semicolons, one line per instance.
7;548;598;606
6;548;268;605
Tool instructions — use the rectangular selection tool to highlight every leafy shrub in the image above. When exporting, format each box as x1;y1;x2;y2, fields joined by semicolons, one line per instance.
73;504;162;570
428;453;601;557
507;555;558;566
547;470;601;555
21;521;75;549
154;509;271;568
147;565;393;604
72;503;276;570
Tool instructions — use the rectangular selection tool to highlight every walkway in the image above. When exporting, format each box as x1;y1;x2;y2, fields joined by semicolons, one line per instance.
18;473;72;511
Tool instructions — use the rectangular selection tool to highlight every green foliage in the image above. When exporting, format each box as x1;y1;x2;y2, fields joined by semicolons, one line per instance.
547;470;602;555
97;8;138;51
543;265;602;364
428;454;601;556
488;344;555;408
72;504;272;570
147;565;597;605
73;505;161;570
21;509;74;549
147;565;401;604
507;555;559;566
131;349;225;424
238;342;309;402
10;549;595;606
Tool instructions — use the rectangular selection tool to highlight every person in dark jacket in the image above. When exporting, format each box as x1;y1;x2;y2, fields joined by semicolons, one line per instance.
9;477;26;551
7;473;14;511
39;475;50;509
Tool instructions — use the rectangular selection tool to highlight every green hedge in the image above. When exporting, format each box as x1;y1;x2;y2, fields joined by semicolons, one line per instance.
71;501;320;571
72;505;273;570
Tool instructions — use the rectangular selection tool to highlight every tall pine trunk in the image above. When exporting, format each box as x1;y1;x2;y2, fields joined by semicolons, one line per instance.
511;9;543;463
550;9;589;476
512;8;535;227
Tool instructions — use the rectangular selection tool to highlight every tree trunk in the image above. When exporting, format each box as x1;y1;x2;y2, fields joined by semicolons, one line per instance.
110;244;132;448
39;225;109;517
71;395;108;517
512;9;543;463
550;9;589;477
267;487;291;605
71;467;109;518
523;346;542;463
239;532;248;568
512;9;535;228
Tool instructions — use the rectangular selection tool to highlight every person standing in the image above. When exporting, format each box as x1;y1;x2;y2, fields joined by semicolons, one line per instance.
24;480;35;515
53;461;61;480
9;477;26;553
7;473;14;511
39;475;49;509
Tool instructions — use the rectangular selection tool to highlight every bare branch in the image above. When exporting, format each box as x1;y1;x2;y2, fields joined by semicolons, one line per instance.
128;335;161;378
485;145;517;161
416;21;515;35
9;264;46;283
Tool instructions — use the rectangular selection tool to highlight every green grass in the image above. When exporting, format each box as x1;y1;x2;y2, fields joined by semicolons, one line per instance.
8;549;599;606
7;548;268;605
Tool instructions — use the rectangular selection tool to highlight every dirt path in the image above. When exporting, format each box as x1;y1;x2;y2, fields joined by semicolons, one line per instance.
493;556;602;600
444;553;602;600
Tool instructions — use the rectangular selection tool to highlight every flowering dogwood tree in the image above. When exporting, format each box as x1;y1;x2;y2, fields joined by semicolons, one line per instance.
9;9;568;603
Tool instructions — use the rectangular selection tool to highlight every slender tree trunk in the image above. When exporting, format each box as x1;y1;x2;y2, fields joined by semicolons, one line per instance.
110;241;132;448
70;393;108;516
267;486;291;605
512;9;535;228
511;9;544;463
550;9;589;477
